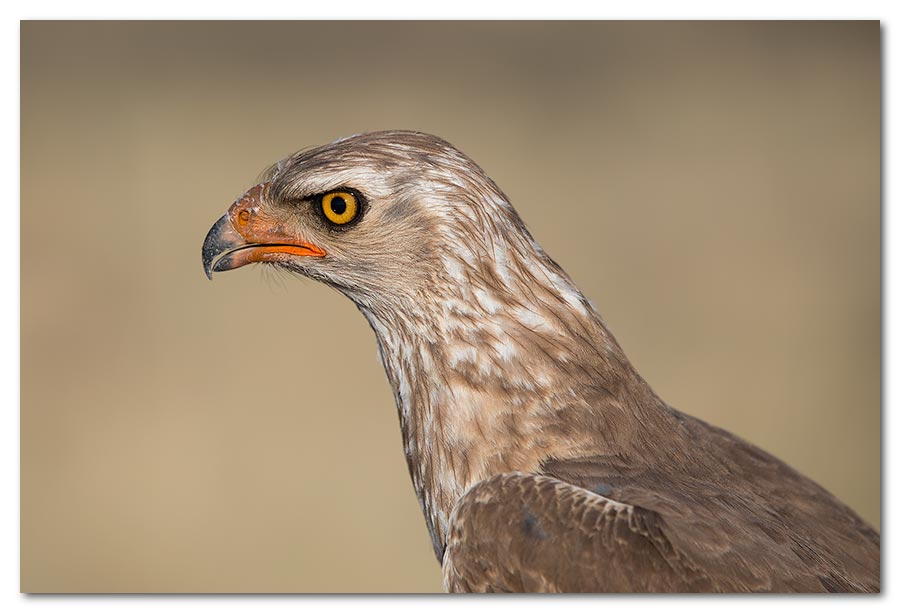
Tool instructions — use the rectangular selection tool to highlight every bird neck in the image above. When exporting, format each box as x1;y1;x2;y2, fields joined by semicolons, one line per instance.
358;242;664;559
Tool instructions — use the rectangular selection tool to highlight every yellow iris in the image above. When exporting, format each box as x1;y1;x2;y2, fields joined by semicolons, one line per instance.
321;191;359;225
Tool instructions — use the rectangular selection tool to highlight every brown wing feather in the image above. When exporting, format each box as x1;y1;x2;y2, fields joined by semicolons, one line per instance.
443;418;880;594
537;413;880;592
442;472;714;592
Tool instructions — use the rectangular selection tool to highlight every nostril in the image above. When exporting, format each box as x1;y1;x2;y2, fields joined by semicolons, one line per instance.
238;210;250;226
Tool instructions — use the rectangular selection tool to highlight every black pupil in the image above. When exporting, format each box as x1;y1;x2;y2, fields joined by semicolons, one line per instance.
330;196;347;216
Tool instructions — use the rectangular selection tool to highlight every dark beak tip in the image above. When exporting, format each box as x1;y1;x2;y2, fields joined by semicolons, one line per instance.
202;214;234;281
202;251;216;280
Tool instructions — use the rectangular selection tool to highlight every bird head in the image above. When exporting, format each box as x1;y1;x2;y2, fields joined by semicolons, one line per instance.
202;131;634;519
202;131;550;318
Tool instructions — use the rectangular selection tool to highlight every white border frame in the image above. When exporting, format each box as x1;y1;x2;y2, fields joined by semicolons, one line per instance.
3;2;894;611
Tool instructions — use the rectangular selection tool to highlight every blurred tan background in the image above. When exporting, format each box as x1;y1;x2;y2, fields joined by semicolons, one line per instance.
21;21;880;593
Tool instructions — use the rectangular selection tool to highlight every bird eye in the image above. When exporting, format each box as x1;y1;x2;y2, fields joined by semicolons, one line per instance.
321;191;359;225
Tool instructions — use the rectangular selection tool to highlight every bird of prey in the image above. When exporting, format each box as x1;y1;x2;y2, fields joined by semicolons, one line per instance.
201;131;879;593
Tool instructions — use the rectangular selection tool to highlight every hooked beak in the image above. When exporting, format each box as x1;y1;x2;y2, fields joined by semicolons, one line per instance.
202;183;326;279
